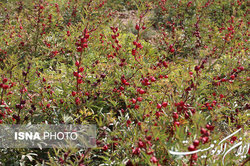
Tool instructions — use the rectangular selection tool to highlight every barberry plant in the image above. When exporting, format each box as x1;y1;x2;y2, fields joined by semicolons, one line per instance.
0;0;249;165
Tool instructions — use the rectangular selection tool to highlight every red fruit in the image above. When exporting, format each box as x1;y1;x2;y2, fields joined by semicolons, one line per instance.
142;26;146;30
170;48;175;53
201;137;209;144
139;89;146;94
193;140;200;147
231;136;237;142
132;147;140;155
131;98;137;104
150;156;158;164
103;145;108;151
174;121;180;127
77;46;83;52
2;84;9;89
230;75;235;79
2;78;8;83
200;128;207;135
120;86;125;91
192;153;198;161
163;61;168;68
150;77;156;82
136;43;143;49
77;79;83;84
172;112;178;119
155;111;161;117
46;103;50;108
195;66;200;71
132;48;136;56
135;24;140;30
75;60;80;66
134;105;139;109
162;102;168;107
60;99;64;104
221;78;227;82
157;103;162;109
127;120;131;125
188;145;196;151
75;97;80;105
84;33;90;39
146;135;152;141
73;71;78;77
206;124;215;131
239;66;244;71
137;97;143;102
42;77;46;82
79;67;84;72
138;141;144;148
72;91;76;96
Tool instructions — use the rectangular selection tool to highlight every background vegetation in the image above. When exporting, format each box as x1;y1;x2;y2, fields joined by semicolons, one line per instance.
0;0;249;165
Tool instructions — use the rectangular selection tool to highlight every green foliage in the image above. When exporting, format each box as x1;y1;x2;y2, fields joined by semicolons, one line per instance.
0;0;249;165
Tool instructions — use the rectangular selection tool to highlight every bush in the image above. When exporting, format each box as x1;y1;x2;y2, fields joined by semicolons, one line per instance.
0;0;249;165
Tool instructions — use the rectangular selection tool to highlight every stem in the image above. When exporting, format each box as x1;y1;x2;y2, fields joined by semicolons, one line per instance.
240;157;250;166
34;3;41;57
16;64;29;124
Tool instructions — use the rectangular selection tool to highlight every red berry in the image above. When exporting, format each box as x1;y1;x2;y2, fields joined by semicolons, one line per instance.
163;61;168;68
73;71;78;77
75;60;80;66
172;112;178;119
170;48;175;53
188;145;196;151
46;103;50;108
157;103;162;109
193;140;200;147
200;128;207;135
239;66;244;71
150;156;158;164
174;121;180;127
162;102;168;107
103;145;108;151
131;98;137;104
72;91;76;96
2;78;8;83
135;24;140;30
139;88;146;94
150;77;156;82
79;67;84;72
137;97;143;102
42;77;46;82
77;46;83;52
192;153;198;161
60;99;64;104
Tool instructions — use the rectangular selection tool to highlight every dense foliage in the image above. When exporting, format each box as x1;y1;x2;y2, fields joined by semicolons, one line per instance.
0;0;249;165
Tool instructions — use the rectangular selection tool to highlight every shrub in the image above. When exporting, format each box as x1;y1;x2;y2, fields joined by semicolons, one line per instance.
0;0;249;165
